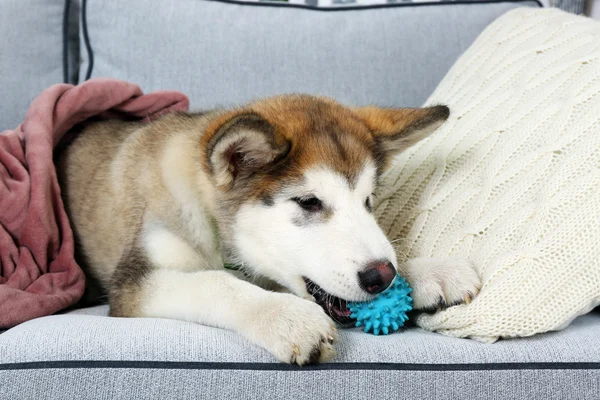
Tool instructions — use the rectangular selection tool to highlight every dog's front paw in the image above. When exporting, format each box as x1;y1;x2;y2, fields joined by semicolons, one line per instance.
402;257;481;311
246;293;337;365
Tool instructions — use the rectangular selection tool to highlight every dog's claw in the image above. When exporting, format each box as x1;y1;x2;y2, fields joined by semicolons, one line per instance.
254;293;337;366
327;335;334;344
307;347;321;364
464;294;472;304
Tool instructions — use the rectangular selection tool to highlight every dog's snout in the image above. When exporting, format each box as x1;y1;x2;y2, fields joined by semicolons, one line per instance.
358;261;396;295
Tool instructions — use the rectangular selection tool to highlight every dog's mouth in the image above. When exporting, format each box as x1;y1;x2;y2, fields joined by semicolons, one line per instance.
304;278;354;327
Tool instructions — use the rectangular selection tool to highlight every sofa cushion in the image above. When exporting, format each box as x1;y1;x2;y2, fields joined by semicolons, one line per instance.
375;7;600;342
79;0;540;110
0;305;599;399
0;0;77;130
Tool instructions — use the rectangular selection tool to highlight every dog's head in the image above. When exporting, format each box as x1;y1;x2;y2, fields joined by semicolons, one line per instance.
201;95;448;323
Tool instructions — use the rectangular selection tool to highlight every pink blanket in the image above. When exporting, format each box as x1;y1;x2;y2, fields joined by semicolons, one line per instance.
0;78;189;328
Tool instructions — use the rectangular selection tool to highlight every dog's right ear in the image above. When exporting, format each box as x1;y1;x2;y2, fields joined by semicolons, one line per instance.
202;112;291;187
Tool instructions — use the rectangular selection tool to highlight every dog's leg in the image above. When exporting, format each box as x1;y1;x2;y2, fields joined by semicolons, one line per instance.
399;257;481;311
108;247;337;366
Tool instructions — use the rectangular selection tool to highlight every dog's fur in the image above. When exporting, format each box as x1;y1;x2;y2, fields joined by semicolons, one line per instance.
57;95;480;365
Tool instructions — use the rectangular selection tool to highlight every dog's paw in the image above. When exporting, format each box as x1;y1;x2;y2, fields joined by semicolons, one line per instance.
402;257;481;311
246;293;337;366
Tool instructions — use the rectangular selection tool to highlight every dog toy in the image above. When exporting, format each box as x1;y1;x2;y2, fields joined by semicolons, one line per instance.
347;274;413;335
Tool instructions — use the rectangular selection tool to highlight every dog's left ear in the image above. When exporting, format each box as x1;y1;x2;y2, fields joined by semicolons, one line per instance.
354;105;449;172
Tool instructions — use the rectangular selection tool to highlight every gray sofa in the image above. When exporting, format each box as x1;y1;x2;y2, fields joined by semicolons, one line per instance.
2;1;599;399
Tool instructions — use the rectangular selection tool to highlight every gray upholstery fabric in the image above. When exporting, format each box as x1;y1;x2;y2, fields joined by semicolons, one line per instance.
4;305;600;363
2;306;600;364
80;0;541;110
1;307;599;399
0;0;67;130
66;0;80;85
1;368;599;400
550;0;587;14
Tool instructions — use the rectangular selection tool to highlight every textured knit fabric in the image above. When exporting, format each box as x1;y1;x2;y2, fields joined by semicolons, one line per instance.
1;306;599;399
375;8;600;342
79;0;540;110
0;79;189;329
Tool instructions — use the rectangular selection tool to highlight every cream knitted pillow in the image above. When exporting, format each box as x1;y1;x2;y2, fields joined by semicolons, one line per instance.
375;8;600;342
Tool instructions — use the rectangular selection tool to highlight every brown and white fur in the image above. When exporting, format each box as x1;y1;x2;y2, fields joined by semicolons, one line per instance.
57;95;481;365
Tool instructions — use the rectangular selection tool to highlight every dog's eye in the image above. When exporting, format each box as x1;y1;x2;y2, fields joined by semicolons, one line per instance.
292;197;323;212
365;197;373;212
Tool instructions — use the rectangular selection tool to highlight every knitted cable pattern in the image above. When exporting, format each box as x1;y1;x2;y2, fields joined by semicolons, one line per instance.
375;8;600;342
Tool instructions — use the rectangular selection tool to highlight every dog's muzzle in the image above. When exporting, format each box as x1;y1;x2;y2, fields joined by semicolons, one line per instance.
304;278;355;327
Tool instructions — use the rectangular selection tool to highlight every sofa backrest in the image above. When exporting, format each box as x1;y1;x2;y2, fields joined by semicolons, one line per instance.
1;0;541;130
0;0;79;130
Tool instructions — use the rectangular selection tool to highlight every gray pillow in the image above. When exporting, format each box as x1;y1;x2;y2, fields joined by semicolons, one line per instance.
80;0;541;110
0;0;77;130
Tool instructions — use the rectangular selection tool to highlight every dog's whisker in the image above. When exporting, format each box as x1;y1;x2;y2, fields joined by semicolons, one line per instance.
383;235;438;265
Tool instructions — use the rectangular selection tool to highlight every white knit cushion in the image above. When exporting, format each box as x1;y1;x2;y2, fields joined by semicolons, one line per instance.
375;8;600;342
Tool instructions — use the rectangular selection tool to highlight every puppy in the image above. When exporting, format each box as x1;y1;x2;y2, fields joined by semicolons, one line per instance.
57;95;480;365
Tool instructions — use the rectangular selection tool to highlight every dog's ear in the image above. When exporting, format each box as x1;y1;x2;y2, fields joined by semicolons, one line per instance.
353;105;449;172
203;112;290;187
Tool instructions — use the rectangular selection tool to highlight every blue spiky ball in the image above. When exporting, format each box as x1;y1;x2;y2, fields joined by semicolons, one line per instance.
347;274;413;335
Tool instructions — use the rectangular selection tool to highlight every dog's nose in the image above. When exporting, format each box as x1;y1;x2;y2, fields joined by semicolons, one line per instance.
358;261;396;295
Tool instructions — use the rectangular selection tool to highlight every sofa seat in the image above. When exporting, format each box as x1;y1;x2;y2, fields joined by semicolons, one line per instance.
1;306;599;399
